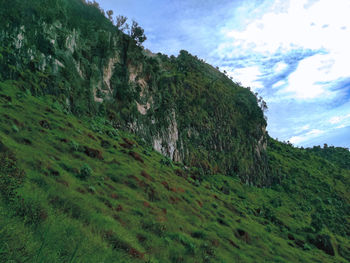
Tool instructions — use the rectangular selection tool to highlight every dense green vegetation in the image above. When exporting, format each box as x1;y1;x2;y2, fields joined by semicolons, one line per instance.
0;81;349;262
306;144;350;170
0;0;349;262
0;0;268;185
138;50;268;184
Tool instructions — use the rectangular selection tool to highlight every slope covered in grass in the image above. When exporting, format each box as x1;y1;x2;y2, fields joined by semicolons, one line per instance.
1;81;349;262
0;0;269;185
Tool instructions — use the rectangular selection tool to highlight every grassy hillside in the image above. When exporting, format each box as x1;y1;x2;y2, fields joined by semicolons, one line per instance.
0;1;349;262
1;81;349;262
0;0;269;185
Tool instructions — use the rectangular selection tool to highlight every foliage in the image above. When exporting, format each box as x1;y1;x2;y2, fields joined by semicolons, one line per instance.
0;143;25;201
78;163;92;180
306;144;350;169
0;82;348;262
130;20;147;46
0;0;269;185
116;15;129;32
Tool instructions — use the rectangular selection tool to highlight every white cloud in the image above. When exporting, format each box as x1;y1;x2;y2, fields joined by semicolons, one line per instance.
289;129;325;145
223;0;350;55
272;80;285;89
216;0;350;98
226;66;263;90
336;124;346;129
279;53;336;99
329;114;350;125
301;124;310;131
329;116;342;124
274;62;288;73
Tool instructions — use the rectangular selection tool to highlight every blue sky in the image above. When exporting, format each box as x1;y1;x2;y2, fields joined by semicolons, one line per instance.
97;0;350;148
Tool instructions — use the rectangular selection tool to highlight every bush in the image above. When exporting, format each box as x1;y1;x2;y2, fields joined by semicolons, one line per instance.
191;231;206;239
308;234;334;256
0;143;25;201
311;213;323;232
338;244;350;261
15;197;48;225
160;157;172;167
11;124;19;133
142;220;167;236
106;129;118;140
70;140;80;152
77;163;92;180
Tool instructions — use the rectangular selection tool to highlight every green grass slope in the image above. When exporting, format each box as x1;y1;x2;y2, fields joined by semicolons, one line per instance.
0;81;349;262
0;0;269;185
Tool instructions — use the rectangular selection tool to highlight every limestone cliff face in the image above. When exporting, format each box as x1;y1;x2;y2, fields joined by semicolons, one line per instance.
124;52;269;184
151;110;180;162
0;2;269;185
125;62;182;163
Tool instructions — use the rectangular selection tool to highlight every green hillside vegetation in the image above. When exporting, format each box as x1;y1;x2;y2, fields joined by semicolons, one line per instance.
0;82;349;262
306;144;350;170
0;0;349;262
0;0;268;185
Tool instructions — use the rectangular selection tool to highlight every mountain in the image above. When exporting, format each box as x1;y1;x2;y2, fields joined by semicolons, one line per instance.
0;0;268;185
0;0;349;262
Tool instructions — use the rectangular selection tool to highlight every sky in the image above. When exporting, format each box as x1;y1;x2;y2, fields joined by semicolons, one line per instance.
97;0;350;148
